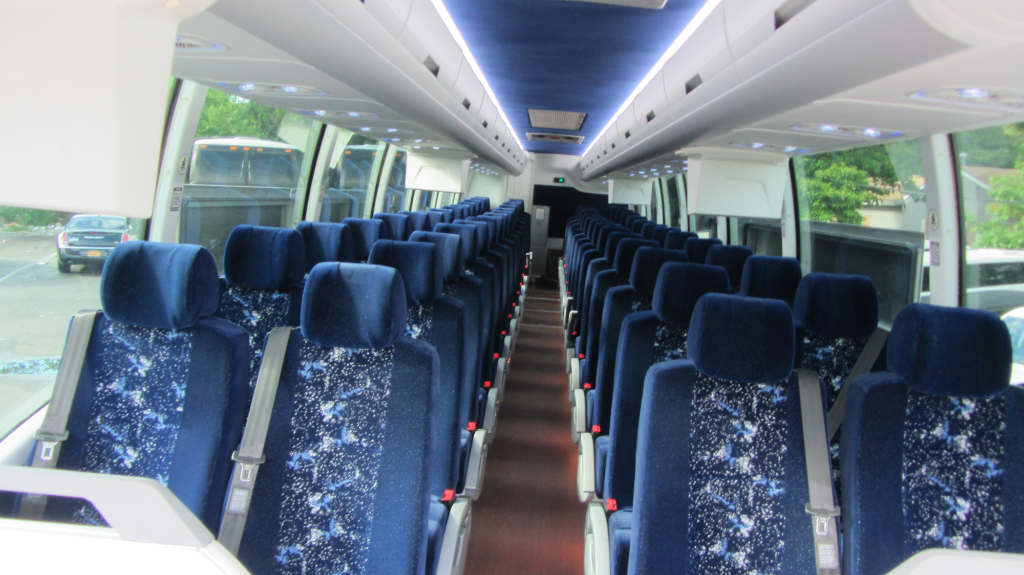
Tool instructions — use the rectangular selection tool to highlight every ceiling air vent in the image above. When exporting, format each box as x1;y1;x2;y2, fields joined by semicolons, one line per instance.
528;109;587;131
174;34;226;53
526;132;586;144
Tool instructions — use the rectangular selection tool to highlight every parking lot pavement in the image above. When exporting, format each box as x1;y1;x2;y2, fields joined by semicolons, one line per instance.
0;232;102;424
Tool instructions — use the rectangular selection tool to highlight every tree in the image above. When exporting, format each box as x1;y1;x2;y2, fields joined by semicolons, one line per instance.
805;163;878;224
194;89;285;141
976;167;1024;249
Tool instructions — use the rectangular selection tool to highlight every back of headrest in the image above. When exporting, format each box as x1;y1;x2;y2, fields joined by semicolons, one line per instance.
223;225;305;291
793;273;878;339
652;262;730;326
640;222;657;240
102;242;219;331
409;231;461;283
425;211;444;230
603;231;633;261
688;294;795;383
429;208;453;225
368;240;443;306
373;212;409;240
705;245;753;291
469;216;497;246
652;225;670;243
629;247;689;301
454;219;490;252
297;221;354;270
613;238;658;277
740;256;802;307
684;237;722;264
301;262;407;349
888;304;1010;397
664;230;697;250
341;218;383;261
400;211;429;235
435;223;477;263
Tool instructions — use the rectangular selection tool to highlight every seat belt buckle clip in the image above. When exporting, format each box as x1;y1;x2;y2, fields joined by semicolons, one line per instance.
805;504;840;535
232;451;266;483
35;431;69;461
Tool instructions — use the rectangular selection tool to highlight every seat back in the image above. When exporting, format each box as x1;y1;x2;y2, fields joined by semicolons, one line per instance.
341;217;384;261
739;255;802;307
399;211;430;236
664;229;697;250
297;221;354;268
630;294;810;574
841;304;1024;575
705;244;753;292
217;225;306;394
53;242;249;531
239;262;437;575
374;212;410;241
683;237;721;264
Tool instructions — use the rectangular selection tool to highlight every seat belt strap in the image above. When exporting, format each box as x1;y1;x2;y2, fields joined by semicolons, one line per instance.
20;311;100;519
827;328;888;440
218;326;292;554
797;368;842;575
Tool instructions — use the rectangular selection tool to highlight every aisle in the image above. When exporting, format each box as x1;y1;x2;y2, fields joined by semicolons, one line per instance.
464;283;584;574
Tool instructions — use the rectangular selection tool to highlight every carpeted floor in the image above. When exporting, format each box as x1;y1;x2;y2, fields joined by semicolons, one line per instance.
464;284;584;574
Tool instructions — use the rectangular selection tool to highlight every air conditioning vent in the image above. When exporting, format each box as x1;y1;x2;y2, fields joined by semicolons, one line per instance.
646;110;656;122
775;0;815;30
462;98;472;110
685;74;703;94
528;109;587;131
526;132;585;144
424;56;440;77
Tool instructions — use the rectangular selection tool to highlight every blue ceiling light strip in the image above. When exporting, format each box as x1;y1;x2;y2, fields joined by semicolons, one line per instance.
442;0;704;155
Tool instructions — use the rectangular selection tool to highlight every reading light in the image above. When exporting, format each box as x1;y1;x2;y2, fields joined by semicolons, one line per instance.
360;127;371;132
238;83;255;92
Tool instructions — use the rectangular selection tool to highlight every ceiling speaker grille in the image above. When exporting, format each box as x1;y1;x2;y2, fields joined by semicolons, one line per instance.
526;132;585;144
528;109;587;131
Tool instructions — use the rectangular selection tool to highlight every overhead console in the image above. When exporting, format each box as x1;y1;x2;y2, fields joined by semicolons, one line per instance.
208;0;526;175
578;0;1024;180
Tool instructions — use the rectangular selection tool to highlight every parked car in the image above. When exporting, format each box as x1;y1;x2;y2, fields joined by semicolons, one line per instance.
56;214;129;273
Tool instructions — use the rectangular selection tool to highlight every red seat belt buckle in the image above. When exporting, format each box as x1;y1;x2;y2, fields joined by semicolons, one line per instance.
592;425;601;433
583;382;592;390
483;380;492;389
578;353;585;359
442;489;455;503
605;498;617;512
467;421;477;432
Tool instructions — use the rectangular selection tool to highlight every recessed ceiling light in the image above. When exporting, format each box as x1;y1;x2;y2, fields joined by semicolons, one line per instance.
314;110;326;117
386;128;398;133
863;128;881;138
751;142;765;149
819;124;838;133
347;112;360;118
784;145;798;153
414;138;423;143
432;146;440;150
391;138;401;142
413;145;422;150
238;83;255;92
281;85;299;94
360;127;371;132
957;88;990;100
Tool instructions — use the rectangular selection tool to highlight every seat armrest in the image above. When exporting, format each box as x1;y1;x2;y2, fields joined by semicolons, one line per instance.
569;356;580;404
462;430;488;501
577;432;596;503
483;388;499;445
565;308;577;335
584;501;610;575
572;389;587;443
435;499;472;575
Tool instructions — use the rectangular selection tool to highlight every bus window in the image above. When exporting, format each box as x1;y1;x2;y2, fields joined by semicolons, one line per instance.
384;150;408;213
0;207;145;439
664;176;682;228
955;122;1024;381
180;88;319;270
318;130;385;223
691;214;718;239
793;141;926;324
737;217;783;256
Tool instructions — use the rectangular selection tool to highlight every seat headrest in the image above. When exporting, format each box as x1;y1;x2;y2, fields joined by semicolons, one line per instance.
340;218;383;261
101;242;219;331
888;304;1011;397
740;256;802;307
705;245;753;291
297;221;354;270
603;231;633;261
664;230;697;250
684;237;722;264
454;219;490;252
300;262;407;348
434;223;477;263
640;222;657;239
223;225;306;291
469;216;498;245
629;247;689;301
399;211;429;235
793;273;878;339
613;238;658;277
409;231;461;283
428;208;453;225
688;294;795;383
373;212;409;240
368;240;443;306
425;211;444;230
652;262;730;326
652;225;670;244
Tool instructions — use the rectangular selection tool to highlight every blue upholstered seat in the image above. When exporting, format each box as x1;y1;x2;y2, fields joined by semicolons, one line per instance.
374;212;410;241
399;211;430;236
341;217;384;261
216;225;306;396
49;242;250;532
683;237;722;266
237;262;438;575
841;303;1024;574
628;293;815;574
705;244;753;292
664;229;697;250
297;221;354;267
739;255;802;307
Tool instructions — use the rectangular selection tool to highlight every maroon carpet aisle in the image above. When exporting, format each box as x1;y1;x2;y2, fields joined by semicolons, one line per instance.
464;283;584;574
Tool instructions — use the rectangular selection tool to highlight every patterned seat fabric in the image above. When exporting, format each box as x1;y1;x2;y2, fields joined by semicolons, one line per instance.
629;293;815;574
739;255;802;307
602;262;730;509
51;242;250;532
705;244;753;293
297;221;354;268
341;217;384;261
216;225;306;397
238;262;438;575
841;304;1024;575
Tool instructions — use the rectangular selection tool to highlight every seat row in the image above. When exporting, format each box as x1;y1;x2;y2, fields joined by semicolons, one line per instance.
17;197;531;575
560;207;1023;574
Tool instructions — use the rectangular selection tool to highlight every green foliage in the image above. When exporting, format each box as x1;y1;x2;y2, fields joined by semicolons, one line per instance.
805;163;878;224
976;167;1024;249
0;207;64;228
194;89;285;141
